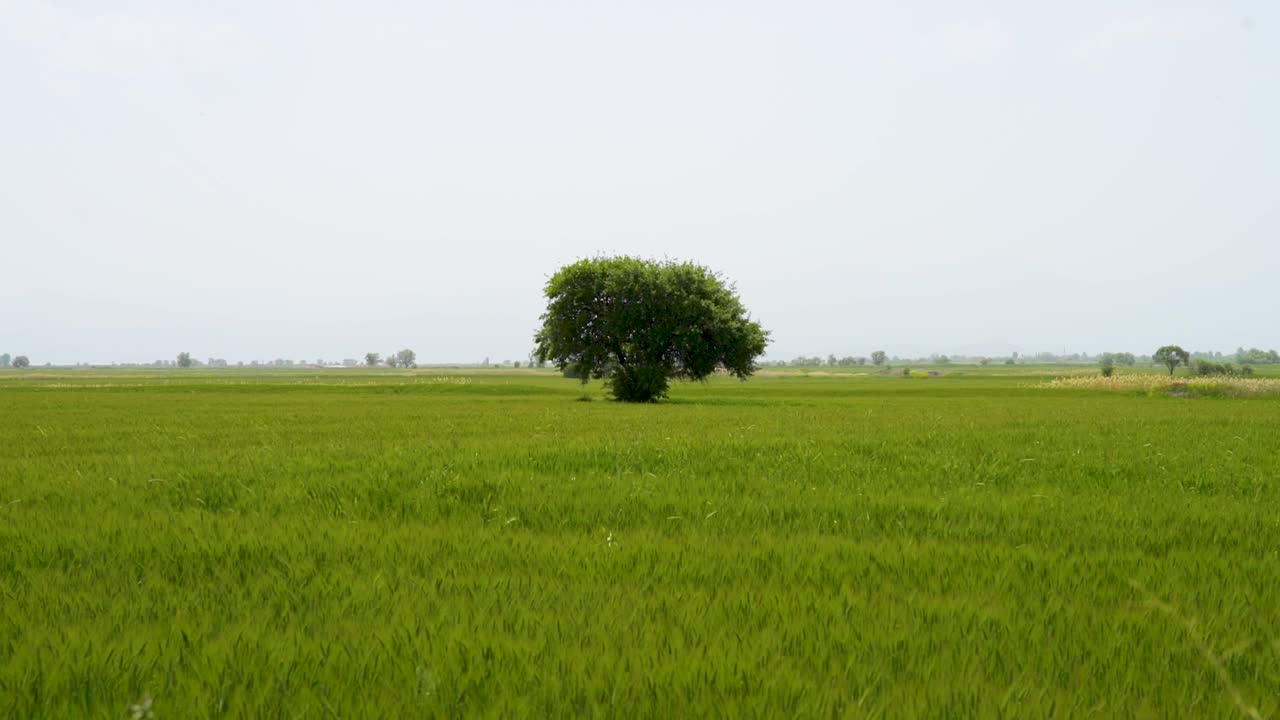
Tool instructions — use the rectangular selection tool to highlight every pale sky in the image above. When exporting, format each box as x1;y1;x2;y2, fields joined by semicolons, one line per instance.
2;1;1276;364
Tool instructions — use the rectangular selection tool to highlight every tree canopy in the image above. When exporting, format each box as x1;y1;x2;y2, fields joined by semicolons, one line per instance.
1153;345;1189;376
534;257;769;402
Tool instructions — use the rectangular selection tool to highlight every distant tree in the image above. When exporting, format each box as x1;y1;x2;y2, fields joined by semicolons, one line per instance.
870;350;887;366
1100;355;1116;377
933;354;951;365
385;353;399;368
176;352;193;368
1235;347;1280;364
1098;352;1134;369
13;355;30;369
827;354;838;367
513;360;522;368
979;357;991;366
364;352;381;367
0;353;9;368
396;349;417;368
534;256;768;402
1004;357;1015;365
1153;345;1190;376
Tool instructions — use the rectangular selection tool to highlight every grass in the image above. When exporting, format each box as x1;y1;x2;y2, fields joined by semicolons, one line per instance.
2;368;1279;717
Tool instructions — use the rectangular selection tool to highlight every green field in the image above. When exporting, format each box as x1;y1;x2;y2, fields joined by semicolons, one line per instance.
2;368;1278;717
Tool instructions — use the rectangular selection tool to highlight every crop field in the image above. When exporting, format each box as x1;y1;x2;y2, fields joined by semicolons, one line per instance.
2;367;1279;717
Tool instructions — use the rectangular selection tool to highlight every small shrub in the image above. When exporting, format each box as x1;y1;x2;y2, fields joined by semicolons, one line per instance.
1192;360;1241;377
1100;355;1117;377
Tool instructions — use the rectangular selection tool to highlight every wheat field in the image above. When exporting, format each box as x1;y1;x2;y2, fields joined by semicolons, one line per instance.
2;367;1278;717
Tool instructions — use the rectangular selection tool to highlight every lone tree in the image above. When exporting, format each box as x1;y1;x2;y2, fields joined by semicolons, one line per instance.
1153;345;1189;376
870;350;887;366
12;355;30;369
364;352;381;367
396;348;417;368
176;352;193;368
534;256;768;402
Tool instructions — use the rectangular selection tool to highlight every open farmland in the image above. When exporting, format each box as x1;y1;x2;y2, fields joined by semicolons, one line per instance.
2;368;1279;717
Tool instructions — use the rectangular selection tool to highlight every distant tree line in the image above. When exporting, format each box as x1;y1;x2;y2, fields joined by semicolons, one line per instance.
382;349;417;368
1235;347;1280;364
1094;344;1266;378
758;347;1280;369
93;351;543;369
782;355;871;367
163;350;434;369
14;344;1278;372
759;350;1017;367
1098;352;1137;367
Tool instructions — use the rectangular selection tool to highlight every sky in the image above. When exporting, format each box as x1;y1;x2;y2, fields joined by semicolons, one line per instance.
2;1;1276;364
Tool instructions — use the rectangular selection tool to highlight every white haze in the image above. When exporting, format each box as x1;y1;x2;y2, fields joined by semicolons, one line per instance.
2;1;1276;364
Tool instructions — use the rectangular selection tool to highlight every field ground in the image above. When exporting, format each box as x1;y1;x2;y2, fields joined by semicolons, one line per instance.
2;367;1279;717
